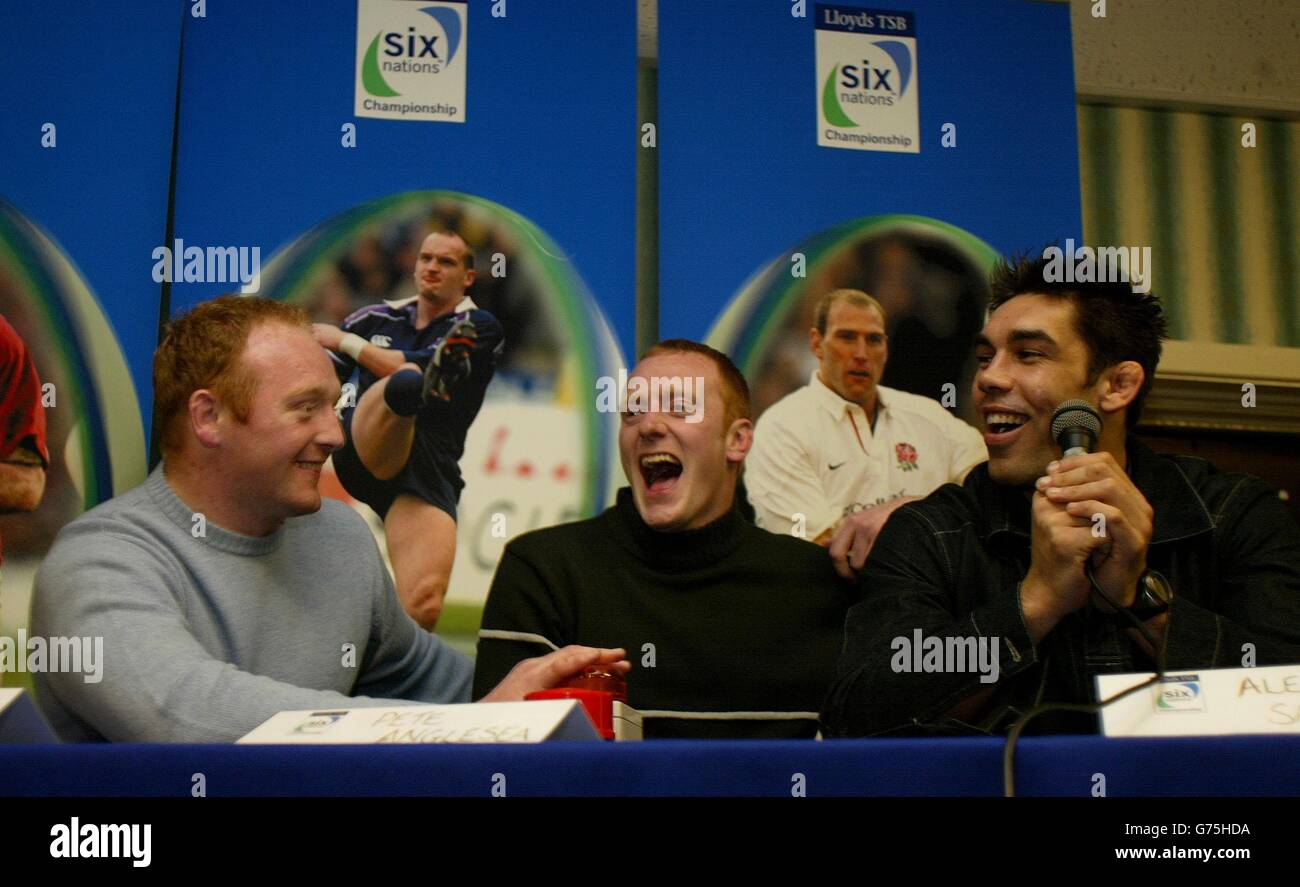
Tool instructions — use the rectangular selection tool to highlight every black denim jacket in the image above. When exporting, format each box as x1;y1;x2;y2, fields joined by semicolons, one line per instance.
821;439;1300;736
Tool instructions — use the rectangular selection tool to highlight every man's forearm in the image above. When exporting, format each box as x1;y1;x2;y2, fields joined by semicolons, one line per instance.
351;343;411;378
1160;593;1300;669
472;637;551;700
942;582;1062;724
945;684;999;723
0;460;45;513
824;612;1035;735
827;642;1005;735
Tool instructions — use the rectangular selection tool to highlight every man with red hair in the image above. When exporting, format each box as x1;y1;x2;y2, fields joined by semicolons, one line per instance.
30;296;623;742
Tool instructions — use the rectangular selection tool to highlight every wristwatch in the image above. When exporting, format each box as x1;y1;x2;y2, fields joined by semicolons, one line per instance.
1107;569;1173;627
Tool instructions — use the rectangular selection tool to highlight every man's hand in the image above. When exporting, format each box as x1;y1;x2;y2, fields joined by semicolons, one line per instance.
312;323;344;351
828;496;920;578
1041;452;1152;609
1021;452;1153;642
479;646;630;703
1019;488;1096;641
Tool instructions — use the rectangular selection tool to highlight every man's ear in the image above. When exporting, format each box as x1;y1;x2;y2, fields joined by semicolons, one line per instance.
188;389;224;449
809;327;824;361
1097;360;1145;418
726;418;754;464
464;266;477;288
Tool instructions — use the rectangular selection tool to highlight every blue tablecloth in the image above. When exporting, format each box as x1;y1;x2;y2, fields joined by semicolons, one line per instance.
3;735;1298;796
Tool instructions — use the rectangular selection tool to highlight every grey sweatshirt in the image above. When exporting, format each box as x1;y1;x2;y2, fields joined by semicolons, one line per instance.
30;466;473;742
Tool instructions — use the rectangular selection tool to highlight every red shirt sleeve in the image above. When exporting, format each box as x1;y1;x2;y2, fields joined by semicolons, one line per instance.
0;314;50;467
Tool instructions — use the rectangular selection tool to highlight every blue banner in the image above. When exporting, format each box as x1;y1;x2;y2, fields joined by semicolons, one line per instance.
0;1;181;508
168;0;636;609
659;0;1081;418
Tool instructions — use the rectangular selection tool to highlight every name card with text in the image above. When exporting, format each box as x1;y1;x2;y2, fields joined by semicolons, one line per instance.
1097;665;1300;737
237;700;600;745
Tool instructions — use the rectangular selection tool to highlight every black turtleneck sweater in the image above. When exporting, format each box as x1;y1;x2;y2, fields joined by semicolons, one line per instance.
473;488;859;738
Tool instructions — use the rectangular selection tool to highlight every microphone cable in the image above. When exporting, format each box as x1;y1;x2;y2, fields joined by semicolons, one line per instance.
1001;567;1167;797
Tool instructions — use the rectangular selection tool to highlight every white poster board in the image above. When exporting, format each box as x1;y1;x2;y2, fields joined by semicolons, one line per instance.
238;700;600;744
1097;665;1300;737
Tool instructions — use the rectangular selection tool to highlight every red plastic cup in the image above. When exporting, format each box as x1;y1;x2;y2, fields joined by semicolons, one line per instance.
524;687;617;739
562;666;627;700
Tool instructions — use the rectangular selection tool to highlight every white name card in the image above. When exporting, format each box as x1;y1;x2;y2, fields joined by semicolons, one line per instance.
0;688;59;743
237;699;600;744
1097;664;1300;737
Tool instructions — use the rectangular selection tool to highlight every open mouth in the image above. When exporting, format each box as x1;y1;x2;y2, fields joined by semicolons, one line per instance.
639;453;682;495
983;411;1029;444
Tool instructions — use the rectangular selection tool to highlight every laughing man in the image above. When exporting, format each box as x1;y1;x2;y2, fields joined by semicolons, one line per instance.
30;296;625;742
821;256;1300;736
474;340;858;738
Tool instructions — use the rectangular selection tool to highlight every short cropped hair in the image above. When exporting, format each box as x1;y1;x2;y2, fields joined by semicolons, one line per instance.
814;289;887;335
640;339;752;426
989;253;1167;428
154;295;310;455
430;230;475;270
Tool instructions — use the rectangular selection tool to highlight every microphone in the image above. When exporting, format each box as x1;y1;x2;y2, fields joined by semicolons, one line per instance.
1051;400;1101;457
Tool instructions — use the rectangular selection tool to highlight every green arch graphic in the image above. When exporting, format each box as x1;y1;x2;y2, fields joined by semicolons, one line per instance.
362;33;400;96
0;199;146;508
822;66;857;128
707;214;1001;379
257;190;625;516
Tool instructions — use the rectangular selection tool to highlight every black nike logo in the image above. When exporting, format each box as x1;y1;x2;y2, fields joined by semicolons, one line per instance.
828;462;845;471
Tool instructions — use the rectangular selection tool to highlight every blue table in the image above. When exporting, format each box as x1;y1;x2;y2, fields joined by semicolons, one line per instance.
3;735;1298;796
